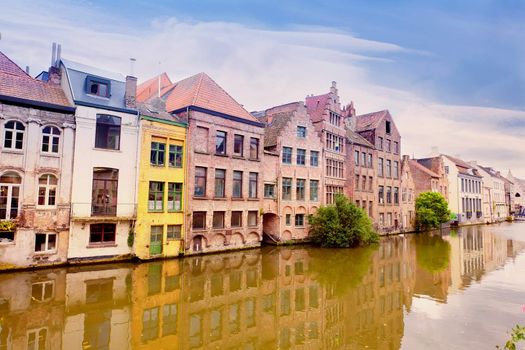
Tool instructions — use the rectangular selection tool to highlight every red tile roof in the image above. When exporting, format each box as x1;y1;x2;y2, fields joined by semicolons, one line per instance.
136;72;172;102
305;93;330;122
409;159;440;178
164;72;258;122
0;51;71;108
355;110;389;131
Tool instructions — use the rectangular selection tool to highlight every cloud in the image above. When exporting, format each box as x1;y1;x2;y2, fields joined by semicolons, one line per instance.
1;0;524;177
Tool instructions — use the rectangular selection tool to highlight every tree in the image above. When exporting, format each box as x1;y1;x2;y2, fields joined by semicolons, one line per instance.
415;192;451;231
308;194;379;248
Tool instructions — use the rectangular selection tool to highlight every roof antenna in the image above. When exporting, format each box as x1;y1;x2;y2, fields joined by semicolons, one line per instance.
129;57;136;76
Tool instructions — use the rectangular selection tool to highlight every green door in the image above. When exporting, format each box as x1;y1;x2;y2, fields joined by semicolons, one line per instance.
150;226;163;255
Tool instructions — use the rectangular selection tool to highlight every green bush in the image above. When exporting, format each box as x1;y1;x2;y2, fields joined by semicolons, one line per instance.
308;194;379;248
415;234;451;273
497;325;525;350
415;192;451;231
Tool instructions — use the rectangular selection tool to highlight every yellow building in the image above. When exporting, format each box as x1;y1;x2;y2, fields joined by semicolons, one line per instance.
135;101;187;259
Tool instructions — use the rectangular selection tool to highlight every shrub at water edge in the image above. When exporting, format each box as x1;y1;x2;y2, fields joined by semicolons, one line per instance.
415;192;451;231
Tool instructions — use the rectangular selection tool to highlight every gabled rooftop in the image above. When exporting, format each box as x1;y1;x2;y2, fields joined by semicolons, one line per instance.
409;159;440;178
0;51;72;111
305;93;331;123
137;72;172;103
355;109;389;132
163;72;259;124
346;129;374;148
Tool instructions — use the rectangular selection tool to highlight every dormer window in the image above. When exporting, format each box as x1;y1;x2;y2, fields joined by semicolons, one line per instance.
386;120;391;134
86;76;110;98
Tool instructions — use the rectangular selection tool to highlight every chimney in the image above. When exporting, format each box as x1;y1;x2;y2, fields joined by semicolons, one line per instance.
125;75;137;109
48;42;62;85
403;155;410;162
25;66;30;75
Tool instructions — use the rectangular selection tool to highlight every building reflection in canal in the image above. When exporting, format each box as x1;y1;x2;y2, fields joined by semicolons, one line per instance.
0;225;524;350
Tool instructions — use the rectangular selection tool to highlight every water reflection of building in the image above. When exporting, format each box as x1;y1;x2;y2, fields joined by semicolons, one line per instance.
62;266;131;350
0;269;66;350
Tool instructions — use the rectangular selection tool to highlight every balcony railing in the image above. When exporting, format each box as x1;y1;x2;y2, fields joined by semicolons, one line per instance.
92;203;117;216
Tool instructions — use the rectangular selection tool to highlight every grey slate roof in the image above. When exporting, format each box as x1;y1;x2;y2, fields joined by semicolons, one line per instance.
61;58;136;114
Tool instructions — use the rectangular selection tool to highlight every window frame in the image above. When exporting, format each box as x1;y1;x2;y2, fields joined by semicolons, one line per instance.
249;172;258;199
249;138;259;160
296;148;306;166
247;211;258;227
233;171;243;198
150;142;166;166
34;232;57;253
296;178;305;201
233;134;244;156
231;211;243;227
167;182;182;211
282;177;292;200
3;120;25;150
282;147;292;164
295;214;305;227
214;169;226;198
167;225;182;240
213;211;225;229
264;184;276;198
297;126;307;138
148;181;164;212
0;171;22;220
215;130;227;155
310;151;319;167
89;223;116;245
41;125;61;154
86;76;111;97
37;174;58;207
168;144;183;168
194;167;207;197
192;212;206;230
95;114;121;150
310;180;319;201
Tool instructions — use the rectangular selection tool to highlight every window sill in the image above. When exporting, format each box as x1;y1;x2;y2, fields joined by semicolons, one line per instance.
93;147;121;153
215;153;228;158
33;250;57;256
232;155;244;160
87;243;117;248
168;165;183;169
231;197;244;201
1;148;24;155
264;196;276;200
247;198;259;201
192;228;207;233
167;238;182;242
248;158;260;162
167;210;183;213
194;150;210;155
213;197;227;200
36;206;58;210
192;196;208;200
150;164;166;168
0;241;15;247
247;225;259;228
212;227;225;231
148;210;164;213
40;152;60;158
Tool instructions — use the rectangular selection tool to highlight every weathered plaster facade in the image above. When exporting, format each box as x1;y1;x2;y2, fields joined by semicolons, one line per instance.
400;155;416;232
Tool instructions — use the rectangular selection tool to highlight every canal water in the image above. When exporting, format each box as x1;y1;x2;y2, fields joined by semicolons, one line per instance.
1;223;524;350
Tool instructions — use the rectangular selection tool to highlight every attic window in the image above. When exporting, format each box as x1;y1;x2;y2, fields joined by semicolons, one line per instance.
86;76;110;98
386;120;391;134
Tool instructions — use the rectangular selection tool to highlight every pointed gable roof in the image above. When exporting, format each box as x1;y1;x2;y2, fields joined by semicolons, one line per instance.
355;110;389;132
137;72;172;102
346;129;374;148
409;159;440;178
164;72;259;123
0;51;72;110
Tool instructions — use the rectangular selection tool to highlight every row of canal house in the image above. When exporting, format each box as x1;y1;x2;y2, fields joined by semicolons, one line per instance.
1;46;523;268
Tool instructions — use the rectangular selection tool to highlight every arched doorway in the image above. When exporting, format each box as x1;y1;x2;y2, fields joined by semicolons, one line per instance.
262;213;280;242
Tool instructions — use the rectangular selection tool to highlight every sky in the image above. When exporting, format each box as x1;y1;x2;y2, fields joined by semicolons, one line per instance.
1;0;524;177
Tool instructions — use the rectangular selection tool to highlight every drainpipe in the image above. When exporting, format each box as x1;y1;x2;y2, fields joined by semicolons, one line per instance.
132;109;141;255
181;106;190;254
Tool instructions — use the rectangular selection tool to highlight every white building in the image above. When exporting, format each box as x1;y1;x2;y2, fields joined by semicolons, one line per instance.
58;58;139;262
475;165;508;222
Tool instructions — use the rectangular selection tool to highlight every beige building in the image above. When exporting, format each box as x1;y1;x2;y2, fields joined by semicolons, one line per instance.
0;50;75;269
259;102;324;242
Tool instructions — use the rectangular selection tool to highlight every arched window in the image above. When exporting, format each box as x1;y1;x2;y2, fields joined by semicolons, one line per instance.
3;121;25;150
42;126;61;153
38;174;58;206
0;171;22;219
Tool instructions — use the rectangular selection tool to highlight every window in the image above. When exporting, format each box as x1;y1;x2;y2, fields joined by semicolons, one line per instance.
41;126;60;153
369;176;373;191
167;225;181;240
248;211;258;227
95;115;121;150
386;120;391;134
394;187;399;204
92;168;118;216
169;145;183;167
295;214;305;227
148;182;164;211
27;328;48;350
362;176;366;191
282;178;292;200
195;127;209;153
393;161;399;179
325;185;343;204
192;212;206;230
37;174;57;207
296;179;305;200
386;160;392;177
233;171;243;198
310;180;319;201
0;171;21;220
215;131;227;155
31;280;54;302
163;304;178;336
461;179;465;192
264;184;275;198
167;183;182;211
234;134;244;156
231;211;242;227
326;133;344;153
386;186;392;204
354;150;359;166
34;233;57;252
3;120;25;150
282;147;292;164
329;112;341;127
355;175;360;190
87;76;110;97
393;141;399;154
250;138;259;159
213;211;225;229
378;158;384;177
386;139;391;152
379;186;384;204
367;153;373;168
362;152;367;167
89;224;116;244
445;166;449;174
296;149;306;165
142;307;160;342
326;159;344;178
310;151;319;167
297;126;307;138
215;169;226;198
194;167;207;197
377;137;383;150
285;214;291;225
249;172;258;198
150;142;165;166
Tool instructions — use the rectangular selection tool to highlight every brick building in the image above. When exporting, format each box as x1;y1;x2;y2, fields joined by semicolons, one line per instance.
258;102;324;242
400;155;416;231
159;73;266;254
413;155;449;200
352;110;402;233
0;50;76;268
305;82;347;204
345;128;376;219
